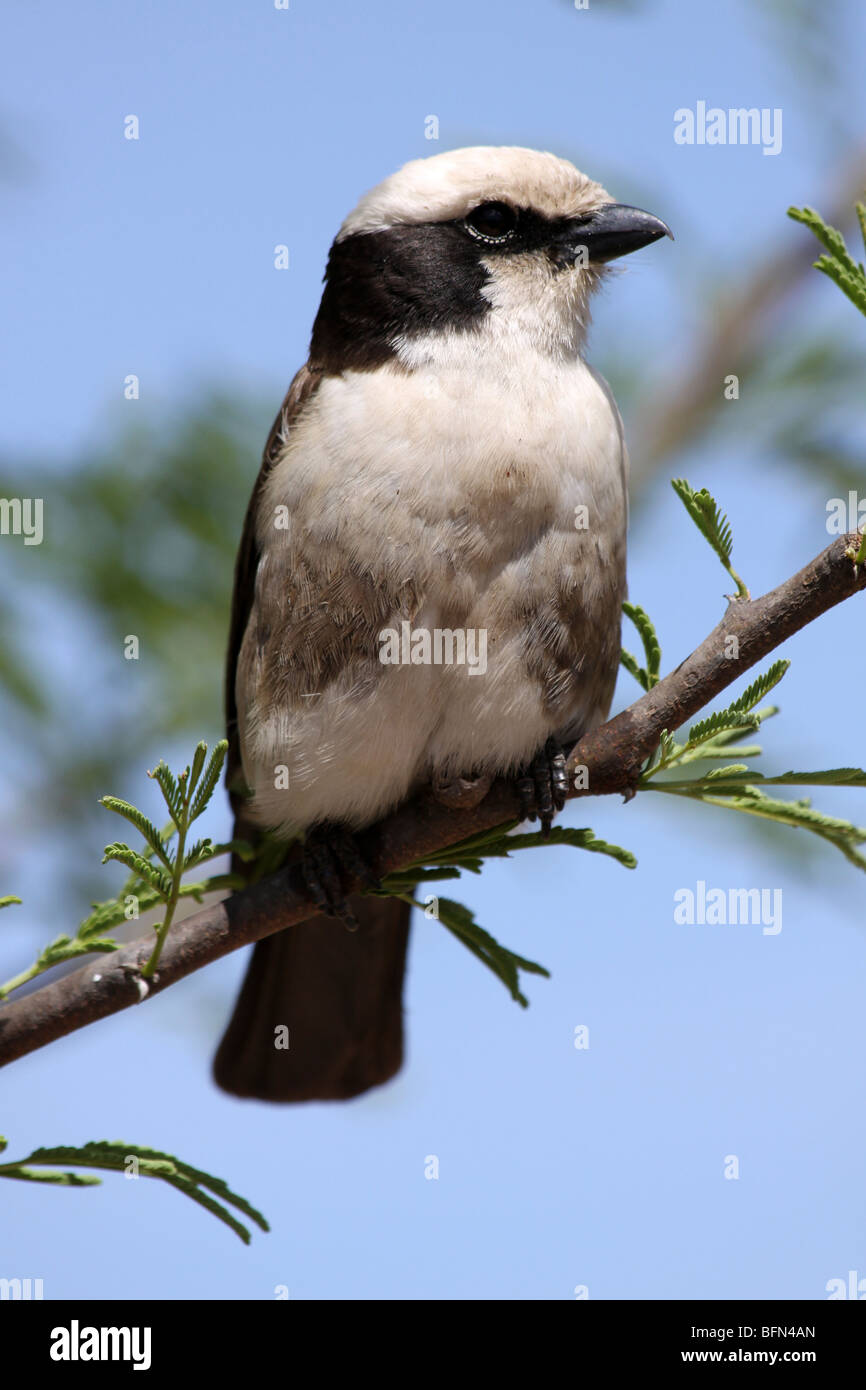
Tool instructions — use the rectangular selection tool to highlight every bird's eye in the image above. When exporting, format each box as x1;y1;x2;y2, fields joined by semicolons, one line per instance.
465;202;518;242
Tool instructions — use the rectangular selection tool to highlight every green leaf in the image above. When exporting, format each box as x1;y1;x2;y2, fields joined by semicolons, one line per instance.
395;821;520;876
652;730;677;768
620;648;650;691
692;743;765;761
188;741;208;796
434;897;549;1007
36;934;119;969
99;796;172;868
179;872;244;897
379;866;463;892
182;838;217;871
0;1139;269;1245
0;896;22;911
685;766;866;791
397;819;637;881
0;1165;101;1186
687;710;761;746
622;602;661;688
101;843;172;898
732;664;790;715
758;767;866;787
788;204;854;261
214;837;257;862
149;761;184;824
499;825;637;869
32;934;76;967
645;781;866;873
706;789;866;870
672;480;733;560
688;662;789;746
75;887;164;941
671;479;749;596
788;204;866;318
654;767;866;794
426;821;521;859
189;740;229;823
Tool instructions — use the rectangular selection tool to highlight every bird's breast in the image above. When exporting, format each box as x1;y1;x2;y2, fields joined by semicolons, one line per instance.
261;354;626;587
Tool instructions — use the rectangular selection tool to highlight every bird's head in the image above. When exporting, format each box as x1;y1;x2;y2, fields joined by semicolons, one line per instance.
310;145;671;370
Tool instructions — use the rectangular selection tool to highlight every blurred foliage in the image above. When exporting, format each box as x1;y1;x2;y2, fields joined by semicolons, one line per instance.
757;0;848;116
0;394;265;896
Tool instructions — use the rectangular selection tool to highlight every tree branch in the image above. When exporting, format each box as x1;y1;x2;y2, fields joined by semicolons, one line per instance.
1;533;863;1069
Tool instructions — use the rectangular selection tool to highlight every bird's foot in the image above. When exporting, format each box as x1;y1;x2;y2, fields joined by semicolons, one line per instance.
515;737;569;837
300;824;379;931
431;769;494;810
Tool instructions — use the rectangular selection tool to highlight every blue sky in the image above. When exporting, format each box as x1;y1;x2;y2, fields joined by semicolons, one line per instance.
2;0;865;1299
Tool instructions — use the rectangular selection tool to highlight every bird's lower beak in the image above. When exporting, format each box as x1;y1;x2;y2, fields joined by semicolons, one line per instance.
562;203;673;264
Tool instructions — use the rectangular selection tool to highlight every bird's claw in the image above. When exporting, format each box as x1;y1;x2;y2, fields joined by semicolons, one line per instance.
515;737;569;837
301;826;379;931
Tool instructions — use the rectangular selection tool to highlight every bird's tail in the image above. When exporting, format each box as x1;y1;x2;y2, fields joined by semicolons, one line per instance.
212;894;411;1102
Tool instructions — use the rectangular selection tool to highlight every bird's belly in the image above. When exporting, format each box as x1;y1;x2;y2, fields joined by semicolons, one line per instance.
421;522;627;779
243;357;627;833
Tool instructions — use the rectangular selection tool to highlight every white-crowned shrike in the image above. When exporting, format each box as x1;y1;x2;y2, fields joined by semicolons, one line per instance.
214;146;670;1101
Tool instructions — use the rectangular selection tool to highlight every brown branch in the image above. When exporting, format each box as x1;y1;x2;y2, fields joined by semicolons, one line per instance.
1;533;863;1069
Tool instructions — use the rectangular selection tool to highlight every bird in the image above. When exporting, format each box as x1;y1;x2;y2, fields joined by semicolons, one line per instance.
213;146;670;1103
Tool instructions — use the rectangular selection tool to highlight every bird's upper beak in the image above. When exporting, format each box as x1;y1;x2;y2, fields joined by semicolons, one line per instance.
560;203;674;264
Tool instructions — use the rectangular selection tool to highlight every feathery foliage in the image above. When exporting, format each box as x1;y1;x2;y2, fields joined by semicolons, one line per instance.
637;658;866;870
379;820;636;1003
0;1136;268;1244
787;203;866;565
621;602;662;690
0;739;240;999
788;202;866;319
671;479;749;596
619;477;866;872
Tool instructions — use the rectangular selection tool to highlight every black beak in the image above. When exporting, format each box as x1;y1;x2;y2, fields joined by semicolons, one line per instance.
562;203;673;264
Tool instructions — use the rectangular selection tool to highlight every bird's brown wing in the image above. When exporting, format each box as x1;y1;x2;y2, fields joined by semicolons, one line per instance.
215;364;412;1103
224;362;323;837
